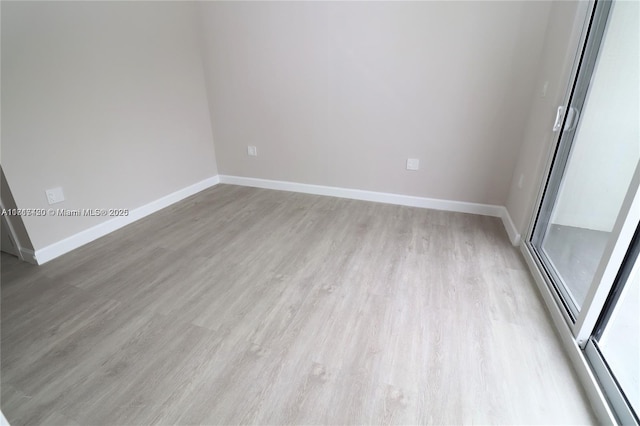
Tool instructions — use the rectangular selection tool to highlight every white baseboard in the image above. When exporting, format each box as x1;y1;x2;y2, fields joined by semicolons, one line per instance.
19;248;37;264
33;174;519;264
219;174;514;226
34;176;220;265
499;207;521;246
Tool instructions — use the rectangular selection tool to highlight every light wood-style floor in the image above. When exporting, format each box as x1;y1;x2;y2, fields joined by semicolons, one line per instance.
1;185;595;425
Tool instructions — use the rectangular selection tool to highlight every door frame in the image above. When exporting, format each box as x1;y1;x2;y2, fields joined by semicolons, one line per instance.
584;223;640;425
0;198;25;261
528;0;616;322
525;0;640;345
521;0;639;423
0;166;37;264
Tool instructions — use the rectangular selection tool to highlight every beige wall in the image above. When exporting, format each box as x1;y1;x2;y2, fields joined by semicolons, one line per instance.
505;1;591;236
1;2;218;250
2;1;584;254
199;1;551;205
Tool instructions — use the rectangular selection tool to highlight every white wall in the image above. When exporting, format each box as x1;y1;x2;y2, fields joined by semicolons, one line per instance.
1;1;218;251
505;1;592;235
199;1;551;206
551;0;640;231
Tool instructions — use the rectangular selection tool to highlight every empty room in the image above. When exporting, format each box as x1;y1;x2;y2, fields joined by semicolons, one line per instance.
1;0;638;425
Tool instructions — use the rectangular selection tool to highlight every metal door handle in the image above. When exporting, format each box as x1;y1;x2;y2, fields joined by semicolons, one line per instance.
552;106;580;132
553;106;564;132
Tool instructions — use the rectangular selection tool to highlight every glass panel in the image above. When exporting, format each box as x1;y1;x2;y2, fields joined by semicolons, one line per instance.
598;252;640;416
539;0;640;313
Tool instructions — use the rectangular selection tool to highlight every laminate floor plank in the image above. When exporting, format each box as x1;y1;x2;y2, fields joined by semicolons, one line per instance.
1;184;596;425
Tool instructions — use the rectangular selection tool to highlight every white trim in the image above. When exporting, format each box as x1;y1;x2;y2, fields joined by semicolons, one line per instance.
18;248;37;264
521;243;617;425
0;211;21;259
0;199;35;263
0;409;9;426
219;174;505;217
499;207;521;246
33;173;519;264
585;341;635;425
34;176;220;265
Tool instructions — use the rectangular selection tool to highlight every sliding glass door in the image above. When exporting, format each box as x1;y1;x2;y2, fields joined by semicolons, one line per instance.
529;0;639;422
531;0;639;320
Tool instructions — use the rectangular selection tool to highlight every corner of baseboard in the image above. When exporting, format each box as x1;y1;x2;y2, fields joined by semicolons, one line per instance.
500;207;521;246
19;248;38;265
33;175;220;265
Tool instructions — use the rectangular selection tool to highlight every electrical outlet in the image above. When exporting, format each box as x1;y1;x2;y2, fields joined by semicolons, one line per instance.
46;187;65;205
247;145;258;156
518;174;525;189
406;158;419;171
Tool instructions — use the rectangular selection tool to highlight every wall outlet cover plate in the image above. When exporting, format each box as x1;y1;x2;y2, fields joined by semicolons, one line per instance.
406;158;419;171
46;187;65;204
